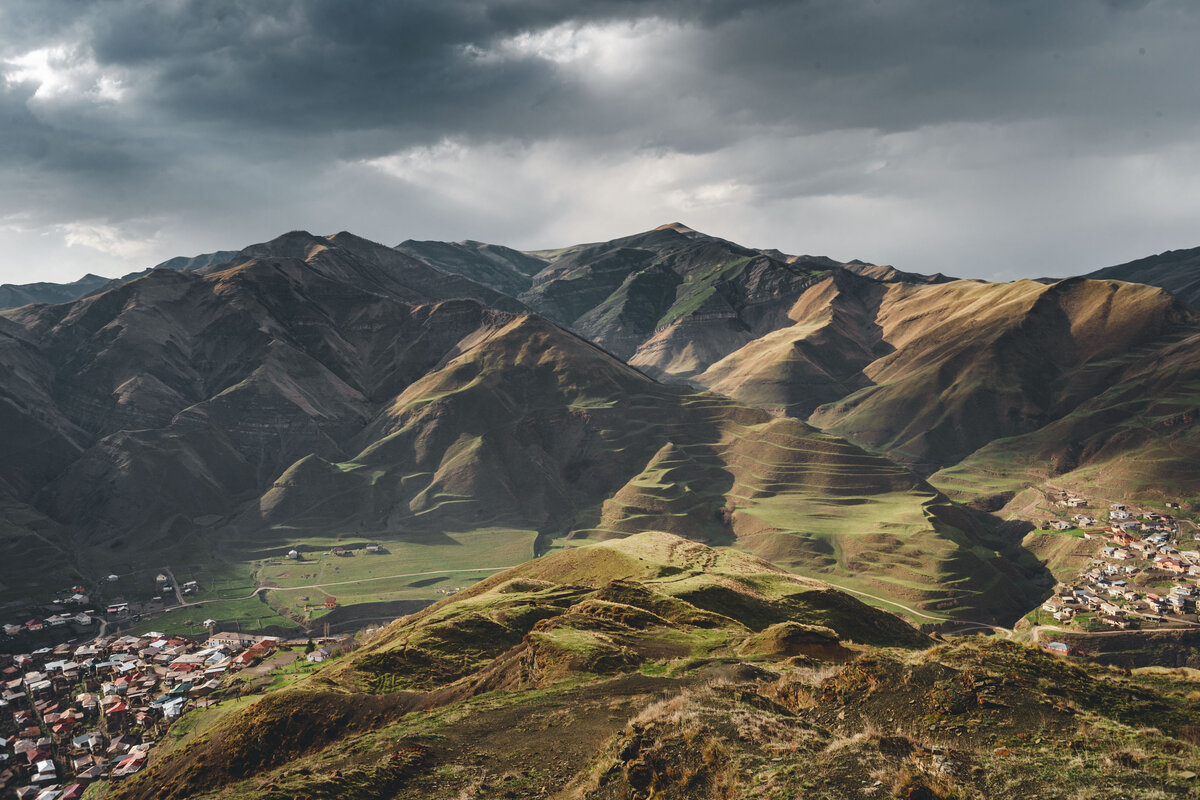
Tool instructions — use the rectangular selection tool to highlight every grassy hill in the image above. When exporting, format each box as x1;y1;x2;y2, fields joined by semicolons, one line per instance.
104;534;1200;800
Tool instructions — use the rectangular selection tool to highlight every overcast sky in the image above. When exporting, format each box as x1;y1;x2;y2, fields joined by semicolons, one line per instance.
1;0;1198;284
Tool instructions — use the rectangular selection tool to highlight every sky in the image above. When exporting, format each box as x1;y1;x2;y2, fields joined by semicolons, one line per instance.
2;0;1199;284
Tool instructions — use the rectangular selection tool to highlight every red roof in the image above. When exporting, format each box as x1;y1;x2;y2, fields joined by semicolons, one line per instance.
104;701;128;715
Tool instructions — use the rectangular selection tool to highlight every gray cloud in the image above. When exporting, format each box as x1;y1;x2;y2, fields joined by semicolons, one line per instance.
1;0;1199;283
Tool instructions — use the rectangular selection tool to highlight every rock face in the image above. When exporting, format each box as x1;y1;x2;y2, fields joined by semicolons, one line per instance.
0;229;1047;622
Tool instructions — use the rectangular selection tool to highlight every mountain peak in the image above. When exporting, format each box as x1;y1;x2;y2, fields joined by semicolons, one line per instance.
654;222;697;234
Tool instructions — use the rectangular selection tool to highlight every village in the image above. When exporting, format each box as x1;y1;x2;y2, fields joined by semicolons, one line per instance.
0;619;358;799
1037;493;1200;632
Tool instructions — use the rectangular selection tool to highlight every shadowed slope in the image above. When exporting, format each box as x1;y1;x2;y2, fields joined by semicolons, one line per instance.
1086;244;1200;308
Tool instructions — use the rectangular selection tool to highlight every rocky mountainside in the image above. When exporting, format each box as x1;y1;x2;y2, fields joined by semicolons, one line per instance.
105;533;1200;800
0;229;1046;622
399;222;852;378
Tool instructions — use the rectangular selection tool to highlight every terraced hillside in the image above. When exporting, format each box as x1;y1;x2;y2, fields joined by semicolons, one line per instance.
103;534;1200;800
931;324;1200;511
254;310;1043;622
0;228;1044;624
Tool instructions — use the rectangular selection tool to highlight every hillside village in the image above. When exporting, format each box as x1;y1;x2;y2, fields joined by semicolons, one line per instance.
0;627;357;799
1038;493;1200;630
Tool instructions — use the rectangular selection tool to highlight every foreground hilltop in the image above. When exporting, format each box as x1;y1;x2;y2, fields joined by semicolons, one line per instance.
105;534;1200;800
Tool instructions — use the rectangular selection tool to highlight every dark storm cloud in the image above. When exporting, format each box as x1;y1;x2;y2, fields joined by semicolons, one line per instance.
1;0;1199;281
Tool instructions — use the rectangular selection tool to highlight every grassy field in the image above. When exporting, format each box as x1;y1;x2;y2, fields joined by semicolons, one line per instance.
100;525;538;636
257;527;536;619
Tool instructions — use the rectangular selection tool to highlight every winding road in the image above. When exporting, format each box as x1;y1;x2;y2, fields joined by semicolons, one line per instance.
815;579;1016;639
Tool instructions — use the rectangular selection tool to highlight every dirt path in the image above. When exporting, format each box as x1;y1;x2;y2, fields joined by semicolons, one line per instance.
817;579;1016;639
1028;621;1200;644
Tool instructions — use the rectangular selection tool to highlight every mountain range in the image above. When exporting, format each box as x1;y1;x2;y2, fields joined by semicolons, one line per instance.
2;223;1199;629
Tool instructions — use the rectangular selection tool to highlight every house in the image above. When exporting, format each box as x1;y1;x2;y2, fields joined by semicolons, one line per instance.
331;546;347;557
1154;557;1186;573
181;581;200;595
365;545;382;554
306;647;331;663
1042;641;1072;656
287;549;300;560
205;631;262;650
1101;615;1130;629
1050;520;1073;531
3;624;21;636
324;596;337;609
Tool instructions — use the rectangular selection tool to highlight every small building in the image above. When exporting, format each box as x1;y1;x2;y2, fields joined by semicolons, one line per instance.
324;596;338;609
331;546;347;557
287;549;300;560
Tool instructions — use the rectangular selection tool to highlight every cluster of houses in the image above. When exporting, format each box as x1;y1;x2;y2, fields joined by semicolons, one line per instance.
285;544;385;561
1040;501;1200;630
0;628;286;798
2;589;96;641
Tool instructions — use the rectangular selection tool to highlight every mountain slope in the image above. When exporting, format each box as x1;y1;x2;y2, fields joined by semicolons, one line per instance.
0;250;238;310
254;307;1043;621
931;324;1200;511
0;273;112;309
397;228;1200;500
0;230;1046;622
1086;245;1200;308
398;223;841;376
